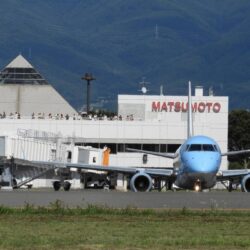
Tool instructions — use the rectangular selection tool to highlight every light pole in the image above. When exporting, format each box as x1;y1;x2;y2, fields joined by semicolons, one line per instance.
82;73;95;114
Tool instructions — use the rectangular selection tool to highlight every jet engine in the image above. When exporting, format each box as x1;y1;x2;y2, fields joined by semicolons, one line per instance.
241;174;250;192
130;172;152;192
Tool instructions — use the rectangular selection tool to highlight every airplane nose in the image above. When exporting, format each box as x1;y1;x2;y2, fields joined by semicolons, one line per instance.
186;155;219;173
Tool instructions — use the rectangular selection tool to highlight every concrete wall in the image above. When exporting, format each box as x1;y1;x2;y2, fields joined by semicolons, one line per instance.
0;117;228;170
0;85;77;116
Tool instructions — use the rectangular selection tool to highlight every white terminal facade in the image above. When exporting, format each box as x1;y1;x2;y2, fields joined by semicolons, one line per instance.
0;55;229;188
118;88;228;170
0;88;229;170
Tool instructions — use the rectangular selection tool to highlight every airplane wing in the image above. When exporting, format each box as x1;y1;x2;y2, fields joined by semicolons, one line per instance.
217;169;250;181
143;168;173;177
221;149;250;156
32;161;174;177
216;169;250;192
1;157;174;191
126;148;176;159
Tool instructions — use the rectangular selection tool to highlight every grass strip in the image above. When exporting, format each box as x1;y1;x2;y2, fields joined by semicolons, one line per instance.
0;201;249;249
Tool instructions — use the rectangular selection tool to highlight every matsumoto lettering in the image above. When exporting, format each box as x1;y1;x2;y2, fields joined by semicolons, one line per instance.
152;101;221;113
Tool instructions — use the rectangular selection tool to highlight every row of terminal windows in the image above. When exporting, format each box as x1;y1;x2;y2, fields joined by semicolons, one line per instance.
76;143;181;154
186;144;218;152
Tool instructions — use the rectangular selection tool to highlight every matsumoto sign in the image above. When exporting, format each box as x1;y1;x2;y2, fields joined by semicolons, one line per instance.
152;101;221;113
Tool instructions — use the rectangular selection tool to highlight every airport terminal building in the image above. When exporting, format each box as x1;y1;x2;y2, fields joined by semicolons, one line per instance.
0;55;229;188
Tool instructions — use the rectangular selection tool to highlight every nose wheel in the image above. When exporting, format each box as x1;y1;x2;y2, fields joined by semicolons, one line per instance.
194;179;201;192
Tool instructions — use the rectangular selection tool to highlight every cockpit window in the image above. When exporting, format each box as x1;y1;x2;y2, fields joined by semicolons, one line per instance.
186;144;218;152
203;144;215;151
188;144;202;151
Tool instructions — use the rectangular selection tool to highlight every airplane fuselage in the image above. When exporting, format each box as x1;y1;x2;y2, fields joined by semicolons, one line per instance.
173;135;221;190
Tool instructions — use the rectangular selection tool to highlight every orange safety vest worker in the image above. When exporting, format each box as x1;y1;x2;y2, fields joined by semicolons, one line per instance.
102;147;111;166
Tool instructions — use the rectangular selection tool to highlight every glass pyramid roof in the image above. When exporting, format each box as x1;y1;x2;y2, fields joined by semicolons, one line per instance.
0;55;48;85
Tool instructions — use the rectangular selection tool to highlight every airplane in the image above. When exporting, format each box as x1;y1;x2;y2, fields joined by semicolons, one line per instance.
2;81;250;192
126;81;250;192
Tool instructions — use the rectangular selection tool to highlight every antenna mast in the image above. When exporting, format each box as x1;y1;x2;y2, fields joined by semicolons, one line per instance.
155;24;159;39
139;77;150;94
187;81;193;138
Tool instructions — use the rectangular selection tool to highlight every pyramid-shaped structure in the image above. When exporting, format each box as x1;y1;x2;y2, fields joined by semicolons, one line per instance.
0;55;48;85
0;55;77;116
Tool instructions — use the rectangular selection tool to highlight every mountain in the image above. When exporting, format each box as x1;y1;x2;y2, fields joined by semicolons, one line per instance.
0;0;250;110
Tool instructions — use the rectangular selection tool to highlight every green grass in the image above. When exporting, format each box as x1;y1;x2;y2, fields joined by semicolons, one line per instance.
0;202;250;249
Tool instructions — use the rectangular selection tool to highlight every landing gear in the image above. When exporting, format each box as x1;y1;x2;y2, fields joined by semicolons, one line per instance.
228;181;233;192
53;181;61;191
53;181;71;191
221;180;239;192
227;181;239;192
167;181;174;191
63;181;71;191
194;179;201;192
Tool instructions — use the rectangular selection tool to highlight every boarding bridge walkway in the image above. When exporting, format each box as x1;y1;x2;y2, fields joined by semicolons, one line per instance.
0;156;55;189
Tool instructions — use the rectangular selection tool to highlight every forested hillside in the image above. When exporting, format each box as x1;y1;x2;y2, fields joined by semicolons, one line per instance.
1;0;250;110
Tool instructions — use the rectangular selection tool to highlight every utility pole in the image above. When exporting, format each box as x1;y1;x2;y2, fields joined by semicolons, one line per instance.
155;24;159;39
81;73;95;114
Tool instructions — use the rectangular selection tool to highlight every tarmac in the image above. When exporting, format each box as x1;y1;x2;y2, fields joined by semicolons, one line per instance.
0;189;250;209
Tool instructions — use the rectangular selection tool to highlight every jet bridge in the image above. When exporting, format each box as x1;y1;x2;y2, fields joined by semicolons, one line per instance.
0;135;68;189
0;135;113;190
